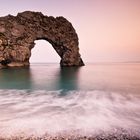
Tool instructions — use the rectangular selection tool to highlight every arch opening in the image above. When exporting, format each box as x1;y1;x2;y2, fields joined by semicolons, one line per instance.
30;40;60;64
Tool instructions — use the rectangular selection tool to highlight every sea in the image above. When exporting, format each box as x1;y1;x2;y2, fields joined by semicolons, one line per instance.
0;63;140;139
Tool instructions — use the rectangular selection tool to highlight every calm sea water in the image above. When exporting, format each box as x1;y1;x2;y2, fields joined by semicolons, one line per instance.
0;63;140;138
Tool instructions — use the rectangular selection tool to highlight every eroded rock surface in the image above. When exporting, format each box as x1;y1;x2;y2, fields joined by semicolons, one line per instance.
0;11;84;68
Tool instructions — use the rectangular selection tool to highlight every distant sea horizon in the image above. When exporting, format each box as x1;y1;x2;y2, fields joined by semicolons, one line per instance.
30;61;140;64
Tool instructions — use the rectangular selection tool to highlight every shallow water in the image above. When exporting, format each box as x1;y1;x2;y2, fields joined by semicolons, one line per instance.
0;63;140;138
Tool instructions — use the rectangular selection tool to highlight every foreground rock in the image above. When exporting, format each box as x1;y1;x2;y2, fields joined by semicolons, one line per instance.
0;11;84;68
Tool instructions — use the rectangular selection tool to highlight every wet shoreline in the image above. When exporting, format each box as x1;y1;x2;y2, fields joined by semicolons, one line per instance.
0;135;140;140
0;129;140;140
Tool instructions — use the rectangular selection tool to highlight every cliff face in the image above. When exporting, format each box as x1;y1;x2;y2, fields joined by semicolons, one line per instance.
0;11;84;68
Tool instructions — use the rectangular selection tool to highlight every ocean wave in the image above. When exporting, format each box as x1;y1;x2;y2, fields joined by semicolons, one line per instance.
0;89;140;138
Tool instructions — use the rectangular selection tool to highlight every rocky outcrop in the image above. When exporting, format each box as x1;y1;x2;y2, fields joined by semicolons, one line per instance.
0;11;84;68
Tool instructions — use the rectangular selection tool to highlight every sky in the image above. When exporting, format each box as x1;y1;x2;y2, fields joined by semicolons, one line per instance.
0;0;140;63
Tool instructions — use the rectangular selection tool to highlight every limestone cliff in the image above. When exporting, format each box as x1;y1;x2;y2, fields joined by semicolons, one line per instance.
0;11;84;68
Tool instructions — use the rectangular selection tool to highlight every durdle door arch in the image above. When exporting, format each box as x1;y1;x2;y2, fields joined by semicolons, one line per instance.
0;11;84;68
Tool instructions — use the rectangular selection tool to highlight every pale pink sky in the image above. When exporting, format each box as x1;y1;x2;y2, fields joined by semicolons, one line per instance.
0;0;140;63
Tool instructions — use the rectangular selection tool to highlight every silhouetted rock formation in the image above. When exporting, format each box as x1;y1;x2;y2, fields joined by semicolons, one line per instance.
0;11;84;68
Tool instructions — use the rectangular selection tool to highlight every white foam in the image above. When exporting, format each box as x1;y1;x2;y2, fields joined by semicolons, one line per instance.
0;90;140;137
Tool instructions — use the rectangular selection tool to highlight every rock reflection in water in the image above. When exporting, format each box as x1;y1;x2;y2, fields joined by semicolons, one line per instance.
58;67;80;94
0;67;32;89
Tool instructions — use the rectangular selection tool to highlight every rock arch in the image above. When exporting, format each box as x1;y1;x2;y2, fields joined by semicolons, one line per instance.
0;11;84;68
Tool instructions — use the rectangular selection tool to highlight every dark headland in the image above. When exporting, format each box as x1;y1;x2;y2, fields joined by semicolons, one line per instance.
0;11;84;69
